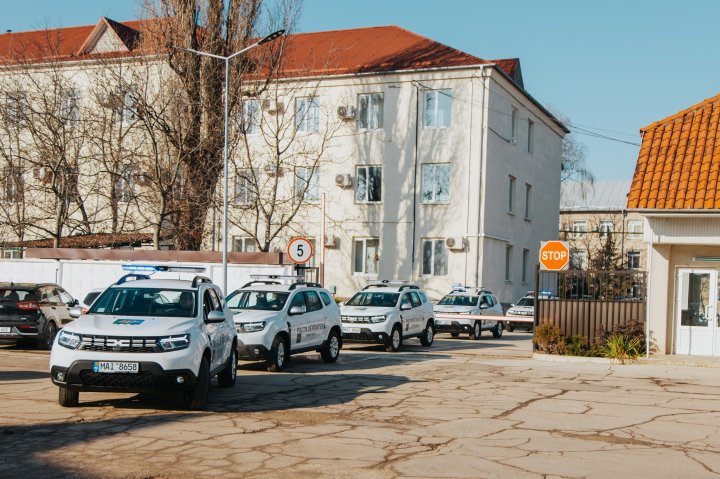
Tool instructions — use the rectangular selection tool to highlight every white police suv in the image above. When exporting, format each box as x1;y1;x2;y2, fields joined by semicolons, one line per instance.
50;275;237;410
434;286;504;339
340;281;435;352
227;279;342;372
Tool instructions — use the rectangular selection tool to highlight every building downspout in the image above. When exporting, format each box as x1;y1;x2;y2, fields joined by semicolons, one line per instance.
475;69;490;286
464;75;476;285
410;83;421;281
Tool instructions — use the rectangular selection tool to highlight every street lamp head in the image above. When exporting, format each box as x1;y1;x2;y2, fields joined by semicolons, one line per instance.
258;29;285;45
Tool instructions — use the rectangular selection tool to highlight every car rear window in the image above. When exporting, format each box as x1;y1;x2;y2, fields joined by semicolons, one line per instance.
319;291;333;306
0;289;36;302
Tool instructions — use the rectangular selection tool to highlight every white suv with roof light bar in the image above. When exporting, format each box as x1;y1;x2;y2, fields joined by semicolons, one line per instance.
227;278;342;372
50;274;237;410
434;286;504;340
340;280;435;352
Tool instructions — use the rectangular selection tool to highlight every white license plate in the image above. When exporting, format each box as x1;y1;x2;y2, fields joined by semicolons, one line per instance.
92;361;139;374
436;320;449;326
344;326;361;334
0;327;11;333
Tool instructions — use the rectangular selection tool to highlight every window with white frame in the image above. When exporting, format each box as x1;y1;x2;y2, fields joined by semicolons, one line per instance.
571;249;588;270
527;119;534;154
627;251;641;270
508;176;516;213
232;236;256;252
234;169;255;205
522;248;529;283
353;238;379;275
294;167;319;203
59;89;80;124
6;92;25;128
1;248;21;259
627;219;643;239
510;107;517;142
295;97;319;133
241;99;260;134
599;219;614;238
355;165;382;202
421;163;450;203
115;169;135;203
505;245;513;282
1;168;22;203
524;183;532;219
357;93;383;130
572;220;587;239
421;239;448;276
424;89;452;128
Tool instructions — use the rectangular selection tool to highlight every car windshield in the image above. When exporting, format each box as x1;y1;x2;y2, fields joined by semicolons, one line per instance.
516;297;535;307
83;291;101;306
89;288;196;317
0;289;35;302
345;292;399;307
227;290;289;311
438;295;478;306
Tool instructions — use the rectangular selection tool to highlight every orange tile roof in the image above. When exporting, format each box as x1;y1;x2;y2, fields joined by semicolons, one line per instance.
628;93;720;209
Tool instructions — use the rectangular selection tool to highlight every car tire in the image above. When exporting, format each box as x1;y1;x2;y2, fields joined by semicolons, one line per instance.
266;335;288;372
320;330;341;363
450;331;459;338
420;320;434;347
385;325;402;352
217;348;237;388
507;324;515;332
469;321;481;340
42;321;58;350
492;321;504;338
58;386;79;407
183;356;210;410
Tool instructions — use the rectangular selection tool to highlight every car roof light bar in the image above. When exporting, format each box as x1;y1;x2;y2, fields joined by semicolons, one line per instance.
122;264;206;273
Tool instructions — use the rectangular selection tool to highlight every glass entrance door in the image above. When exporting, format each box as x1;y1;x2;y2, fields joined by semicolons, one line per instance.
676;269;717;356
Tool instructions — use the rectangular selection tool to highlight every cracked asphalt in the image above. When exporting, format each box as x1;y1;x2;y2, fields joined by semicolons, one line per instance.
1;332;720;479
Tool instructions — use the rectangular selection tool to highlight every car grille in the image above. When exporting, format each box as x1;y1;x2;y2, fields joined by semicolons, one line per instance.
78;335;160;353
341;315;375;324
79;370;154;388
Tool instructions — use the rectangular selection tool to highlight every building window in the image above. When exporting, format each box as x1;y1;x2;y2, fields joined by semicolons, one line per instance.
353;238;379;275
421;163;450;203
505;245;513;282
115;169;135;203
627;251;641;270
1;248;21;259
234;169;255;205
572;220;587;239
241;99;260;134
232;236;256;252
295;97;319;133
5;92;26;129
571;249;588;270
524;183;532;219
599;219;614;239
424;89;452;129
527;119;534;154
508;176;516;213
421;239;448;276
2;168;22;203
522;248;529;284
627;219;643;240
60;89;80;124
357;93;383;130
355;165;382;202
294;167;319;203
121;90;138;124
510;107;517;142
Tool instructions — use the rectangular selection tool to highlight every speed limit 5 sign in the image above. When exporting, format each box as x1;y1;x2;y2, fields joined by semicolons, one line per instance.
287;237;314;264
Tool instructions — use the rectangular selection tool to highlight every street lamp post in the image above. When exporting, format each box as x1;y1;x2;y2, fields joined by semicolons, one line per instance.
176;29;284;295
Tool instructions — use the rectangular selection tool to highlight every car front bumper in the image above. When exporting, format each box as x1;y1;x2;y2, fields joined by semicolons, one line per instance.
342;327;389;343
434;320;474;333
237;342;269;360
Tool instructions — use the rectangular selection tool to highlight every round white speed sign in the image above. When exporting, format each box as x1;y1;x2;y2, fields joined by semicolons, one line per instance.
287;237;314;264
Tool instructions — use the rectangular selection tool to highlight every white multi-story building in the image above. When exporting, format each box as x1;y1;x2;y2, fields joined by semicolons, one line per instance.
0;19;567;301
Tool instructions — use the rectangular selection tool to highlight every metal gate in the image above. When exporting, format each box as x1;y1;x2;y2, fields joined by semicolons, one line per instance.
534;268;647;343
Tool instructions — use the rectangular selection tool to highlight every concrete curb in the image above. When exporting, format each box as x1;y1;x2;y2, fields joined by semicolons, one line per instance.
532;353;616;364
533;353;720;368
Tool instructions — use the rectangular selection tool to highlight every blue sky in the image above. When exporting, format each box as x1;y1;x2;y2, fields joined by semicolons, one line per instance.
3;0;719;181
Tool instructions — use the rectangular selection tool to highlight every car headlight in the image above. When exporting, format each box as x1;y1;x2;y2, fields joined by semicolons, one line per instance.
156;334;190;352
237;321;266;333
58;330;81;349
369;315;386;323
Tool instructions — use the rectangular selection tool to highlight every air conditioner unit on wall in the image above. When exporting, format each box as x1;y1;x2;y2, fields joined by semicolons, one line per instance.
337;105;356;120
324;234;338;248
335;174;352;188
445;236;466;251
261;99;283;114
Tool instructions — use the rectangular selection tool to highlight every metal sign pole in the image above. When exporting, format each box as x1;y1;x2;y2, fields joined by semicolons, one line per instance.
320;193;326;286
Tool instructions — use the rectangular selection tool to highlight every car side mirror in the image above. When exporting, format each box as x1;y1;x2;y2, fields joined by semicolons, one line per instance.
289;305;306;315
510;303;515;307
206;311;226;323
400;303;412;311
71;299;79;306
69;306;82;319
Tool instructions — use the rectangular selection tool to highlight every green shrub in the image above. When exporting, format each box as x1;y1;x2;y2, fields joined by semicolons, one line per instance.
602;335;643;364
595;319;651;354
564;335;591;356
533;323;565;354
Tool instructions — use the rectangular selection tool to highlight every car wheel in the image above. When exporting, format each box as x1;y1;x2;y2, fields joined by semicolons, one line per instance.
320;330;341;363
217;348;237;388
507;324;515;332
43;321;58;350
469;321;481;340
183;356;210;410
385;325;402;352
420;320;434;347
58;386;79;407
492;321;504;338
450;331;459;338
266;335;288;372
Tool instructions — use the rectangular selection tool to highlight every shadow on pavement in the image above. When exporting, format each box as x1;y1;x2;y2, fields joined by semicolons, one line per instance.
0;370;49;382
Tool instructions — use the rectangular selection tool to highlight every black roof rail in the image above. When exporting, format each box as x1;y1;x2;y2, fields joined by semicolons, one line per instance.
241;280;281;288
399;285;420;291
191;276;212;288
115;274;151;285
288;281;322;290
